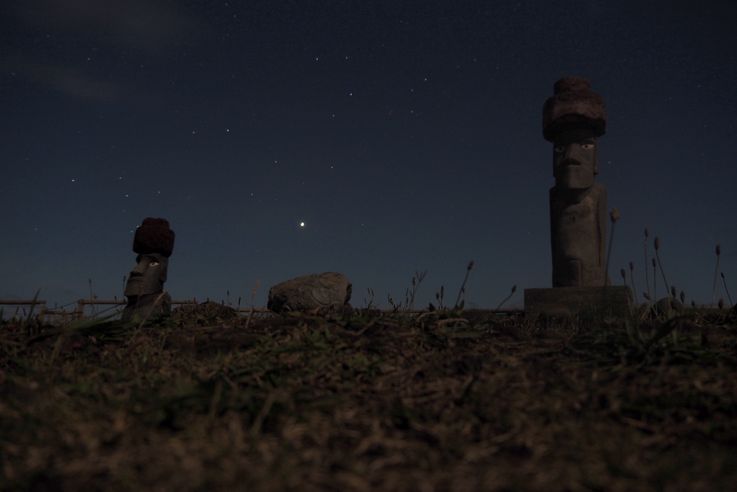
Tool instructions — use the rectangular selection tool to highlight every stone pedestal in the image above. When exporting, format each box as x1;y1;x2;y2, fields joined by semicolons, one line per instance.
524;286;632;317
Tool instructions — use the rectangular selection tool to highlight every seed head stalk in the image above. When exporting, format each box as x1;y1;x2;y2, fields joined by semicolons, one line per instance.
652;258;658;300
495;285;517;311
604;208;620;286
453;260;475;310
643;228;652;300
629;261;638;301
721;272;733;307
712;244;721;306
654;237;671;299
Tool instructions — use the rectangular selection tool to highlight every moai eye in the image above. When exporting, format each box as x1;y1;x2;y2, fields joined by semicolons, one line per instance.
150;261;160;267
554;145;565;153
581;143;595;150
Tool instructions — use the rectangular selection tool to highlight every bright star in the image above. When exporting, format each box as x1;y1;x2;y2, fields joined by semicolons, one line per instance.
299;221;305;228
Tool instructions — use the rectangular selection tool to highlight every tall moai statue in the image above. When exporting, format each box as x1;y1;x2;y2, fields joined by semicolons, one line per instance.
122;218;175;322
543;77;608;287
524;77;632;317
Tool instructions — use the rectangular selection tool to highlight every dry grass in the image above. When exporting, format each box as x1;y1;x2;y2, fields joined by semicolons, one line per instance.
2;306;737;491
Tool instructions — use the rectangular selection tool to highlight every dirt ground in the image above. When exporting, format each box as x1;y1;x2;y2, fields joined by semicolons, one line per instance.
2;306;736;491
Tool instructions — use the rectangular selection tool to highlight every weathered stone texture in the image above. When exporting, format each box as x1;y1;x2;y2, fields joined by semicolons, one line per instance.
543;76;606;141
121;292;172;323
550;184;607;287
524;286;632;317
268;272;352;313
123;217;175;323
545;76;609;288
133;217;176;257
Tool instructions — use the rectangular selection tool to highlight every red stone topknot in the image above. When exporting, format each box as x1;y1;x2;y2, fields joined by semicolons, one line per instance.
543;76;607;141
132;217;175;257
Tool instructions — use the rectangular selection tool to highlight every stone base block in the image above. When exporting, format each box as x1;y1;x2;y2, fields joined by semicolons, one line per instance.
524;286;633;317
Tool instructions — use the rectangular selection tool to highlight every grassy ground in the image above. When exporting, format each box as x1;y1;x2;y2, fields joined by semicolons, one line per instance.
1;305;736;491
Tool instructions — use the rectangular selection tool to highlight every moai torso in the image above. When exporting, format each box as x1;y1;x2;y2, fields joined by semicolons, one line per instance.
550;183;607;286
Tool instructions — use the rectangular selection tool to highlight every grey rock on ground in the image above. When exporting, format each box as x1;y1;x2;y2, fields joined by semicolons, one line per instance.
268;272;352;313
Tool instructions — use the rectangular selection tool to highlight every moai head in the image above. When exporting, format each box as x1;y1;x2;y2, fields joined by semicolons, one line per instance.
543;77;606;190
124;218;175;299
124;253;168;298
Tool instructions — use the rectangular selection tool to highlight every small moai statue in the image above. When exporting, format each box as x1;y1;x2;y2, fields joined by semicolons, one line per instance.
122;218;175;323
543;77;608;287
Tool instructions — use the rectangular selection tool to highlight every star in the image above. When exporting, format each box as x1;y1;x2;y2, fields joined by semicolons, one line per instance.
299;221;306;228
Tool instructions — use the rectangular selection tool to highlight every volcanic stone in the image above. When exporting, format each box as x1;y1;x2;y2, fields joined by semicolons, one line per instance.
268;272;352;313
133;217;175;257
545;76;608;287
543;76;606;141
524;286;632;317
121;292;172;323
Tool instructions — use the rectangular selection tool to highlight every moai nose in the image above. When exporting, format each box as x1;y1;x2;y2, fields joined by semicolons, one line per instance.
562;145;577;162
132;262;148;275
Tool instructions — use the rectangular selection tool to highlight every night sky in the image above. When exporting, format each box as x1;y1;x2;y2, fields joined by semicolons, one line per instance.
2;0;736;310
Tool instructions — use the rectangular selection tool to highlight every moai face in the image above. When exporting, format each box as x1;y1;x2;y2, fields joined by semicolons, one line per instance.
124;253;168;298
553;128;598;190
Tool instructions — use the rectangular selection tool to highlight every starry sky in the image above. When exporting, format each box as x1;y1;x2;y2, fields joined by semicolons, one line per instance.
2;0;736;310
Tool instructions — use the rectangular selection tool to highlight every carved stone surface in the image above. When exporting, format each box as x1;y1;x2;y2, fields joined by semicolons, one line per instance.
544;77;608;287
550;184;607;287
124;254;169;298
524;286;632;317
268;272;352;313
123;218;175;322
121;292;172;323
